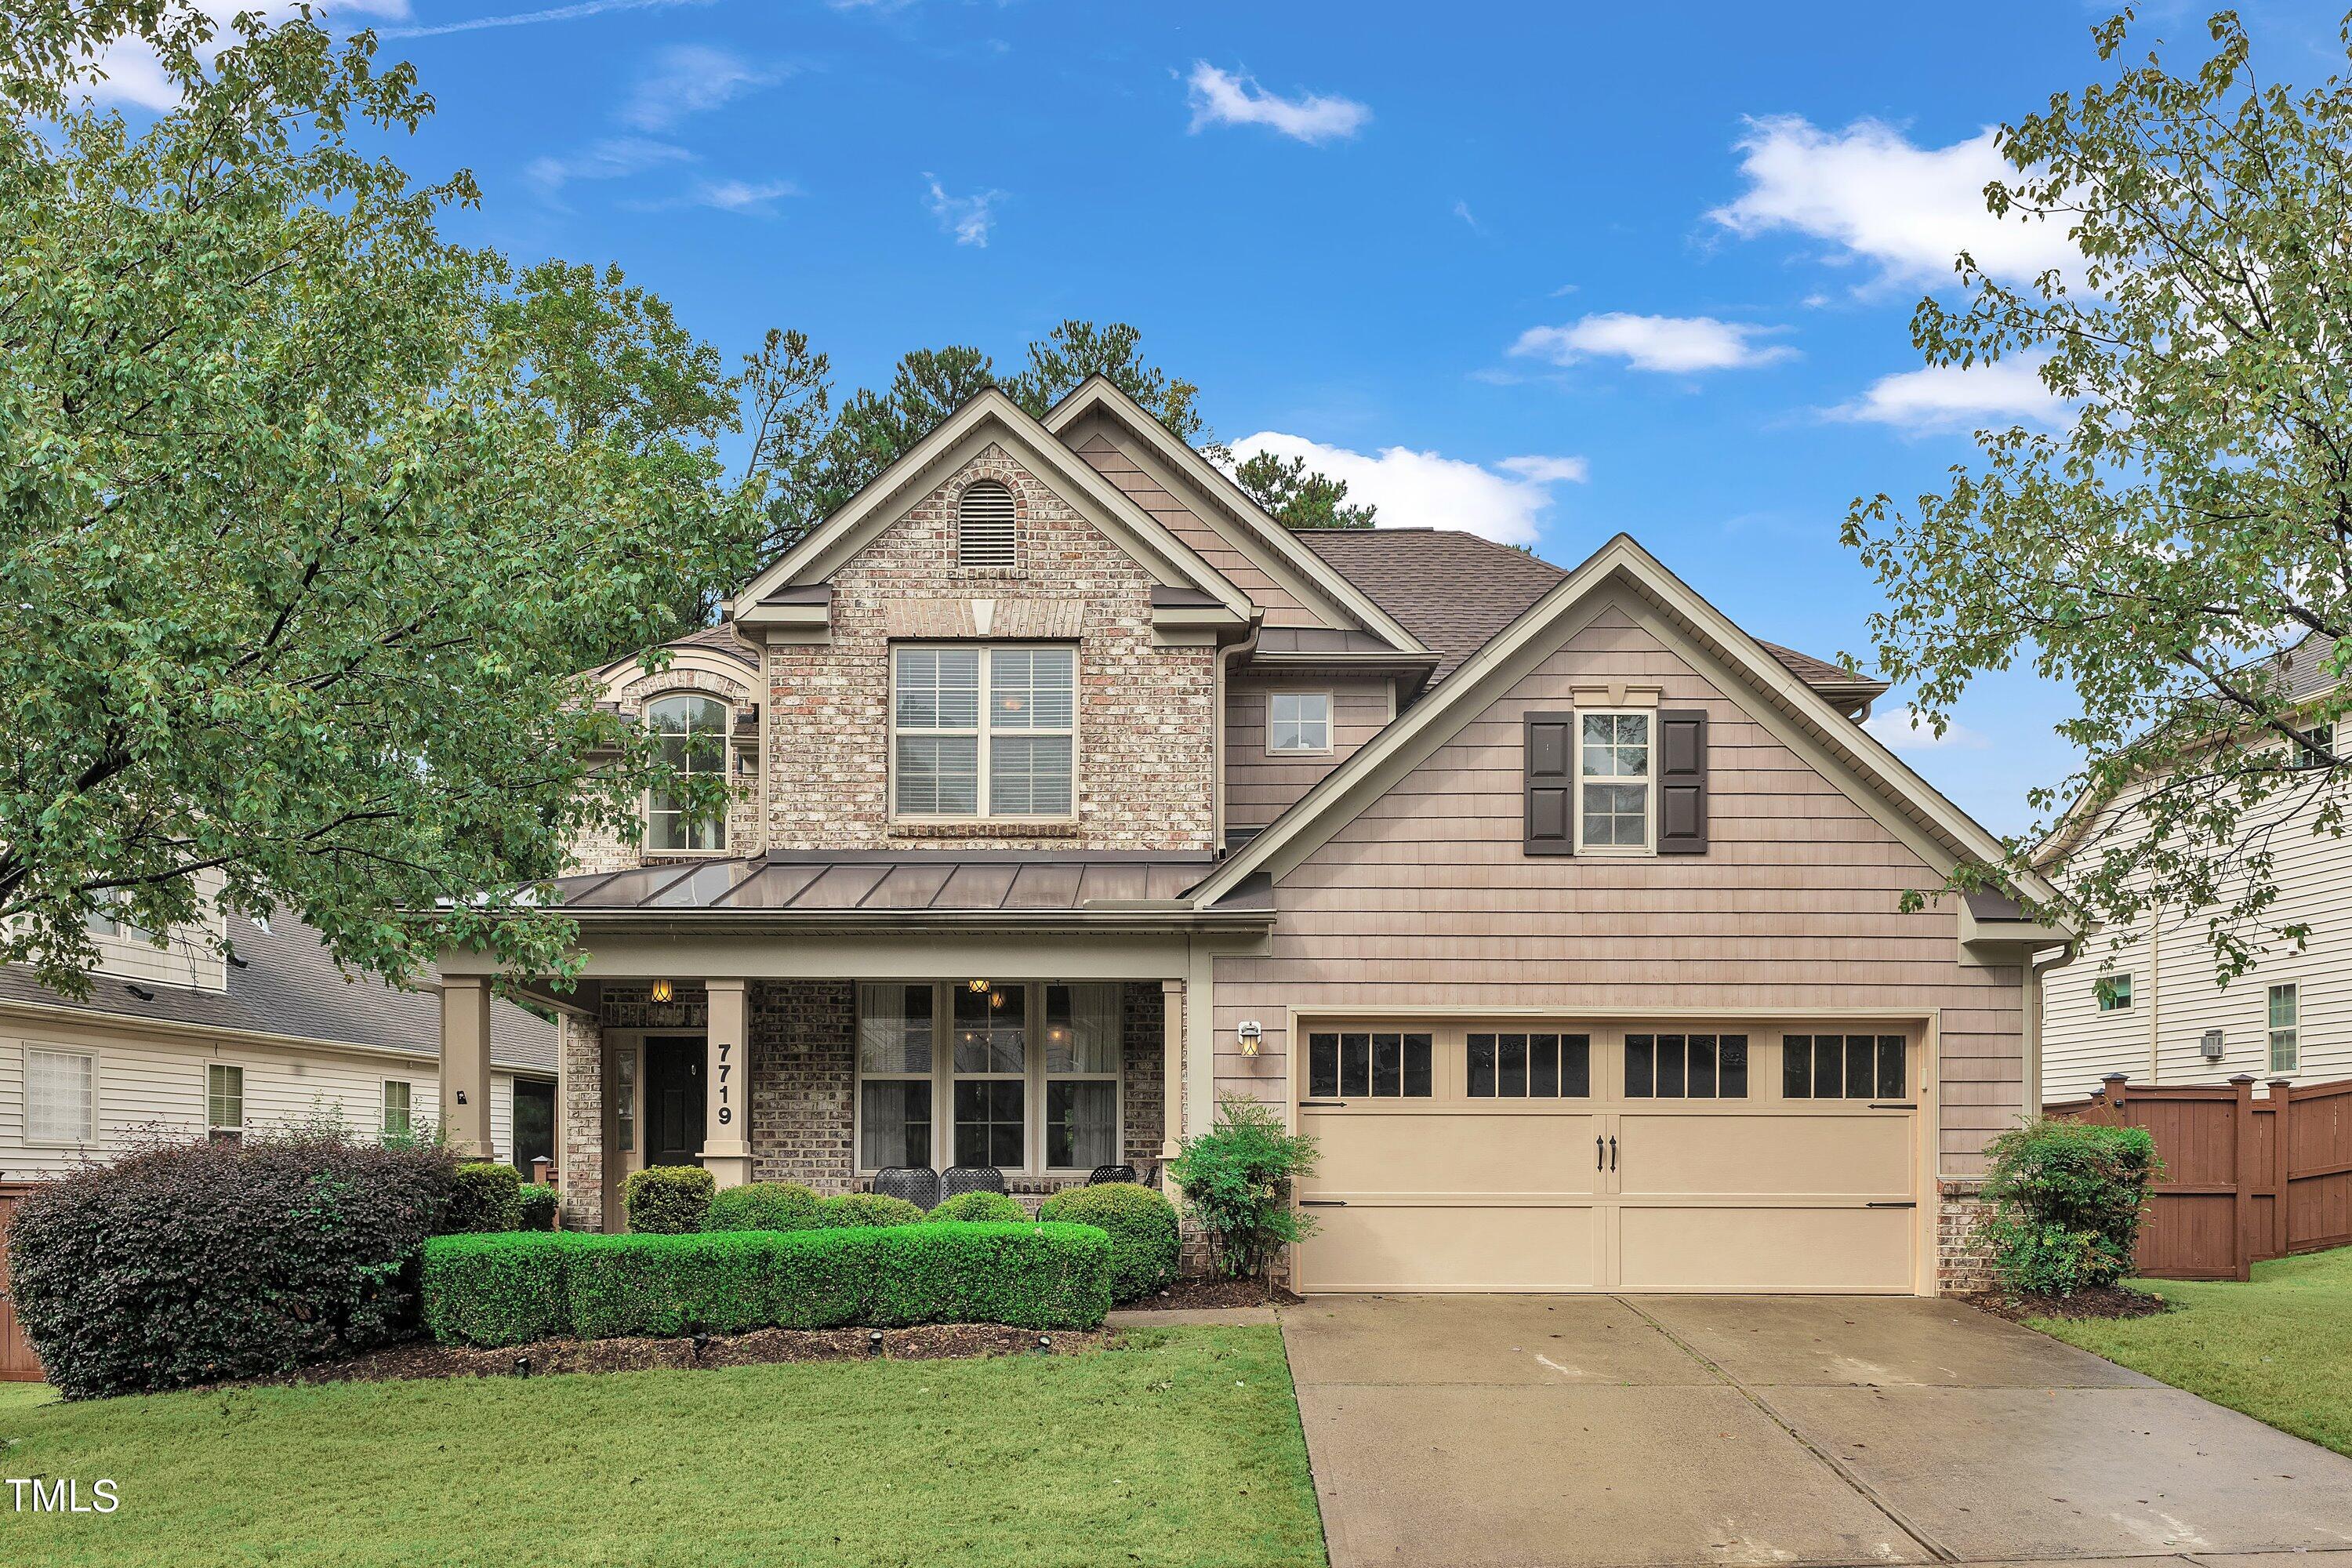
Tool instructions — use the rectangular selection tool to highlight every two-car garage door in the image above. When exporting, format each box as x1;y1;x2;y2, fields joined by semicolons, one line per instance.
1293;1023;1923;1294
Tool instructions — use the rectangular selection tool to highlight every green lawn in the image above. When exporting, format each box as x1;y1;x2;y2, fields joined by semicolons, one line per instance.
0;1326;1326;1568
2031;1243;2352;1457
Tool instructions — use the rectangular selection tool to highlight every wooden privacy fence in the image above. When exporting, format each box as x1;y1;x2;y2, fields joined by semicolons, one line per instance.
0;1183;44;1382
2045;1073;2352;1282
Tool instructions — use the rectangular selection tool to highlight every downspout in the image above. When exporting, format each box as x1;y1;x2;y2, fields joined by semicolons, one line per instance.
2026;938;2081;1116
1212;618;1262;852
2147;901;2161;1084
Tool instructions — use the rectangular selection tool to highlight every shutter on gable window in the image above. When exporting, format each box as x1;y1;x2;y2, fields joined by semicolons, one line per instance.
1524;712;1575;856
1657;709;1708;855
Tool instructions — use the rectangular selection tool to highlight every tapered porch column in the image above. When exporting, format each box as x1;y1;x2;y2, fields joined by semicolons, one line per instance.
1160;979;1184;1164
438;976;495;1159
701;978;753;1189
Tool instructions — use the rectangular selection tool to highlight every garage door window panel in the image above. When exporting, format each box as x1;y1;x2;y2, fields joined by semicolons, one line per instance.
1782;1034;1906;1100
1624;1033;1747;1098
1468;1033;1591;1098
1308;1030;1432;1099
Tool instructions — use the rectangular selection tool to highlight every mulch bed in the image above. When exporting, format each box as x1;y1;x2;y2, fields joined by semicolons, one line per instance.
225;1324;1109;1389
1965;1284;2171;1323
1118;1276;1300;1311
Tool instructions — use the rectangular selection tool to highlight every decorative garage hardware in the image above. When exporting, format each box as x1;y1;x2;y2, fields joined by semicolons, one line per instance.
1238;1020;1263;1054
1298;1100;1348;1109
1608;1135;1617;1171
1864;1201;1917;1209
1299;1199;1348;1207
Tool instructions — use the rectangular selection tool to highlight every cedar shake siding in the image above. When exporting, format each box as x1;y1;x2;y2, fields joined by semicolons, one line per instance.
1210;594;2026;1178
1224;674;1395;831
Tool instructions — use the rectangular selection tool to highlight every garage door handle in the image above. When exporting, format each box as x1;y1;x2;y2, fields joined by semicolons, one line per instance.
1865;1200;1916;1209
1608;1135;1617;1171
1595;1134;1604;1170
1300;1199;1348;1207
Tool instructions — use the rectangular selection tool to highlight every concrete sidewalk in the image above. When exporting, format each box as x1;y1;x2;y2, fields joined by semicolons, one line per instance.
1283;1294;2352;1568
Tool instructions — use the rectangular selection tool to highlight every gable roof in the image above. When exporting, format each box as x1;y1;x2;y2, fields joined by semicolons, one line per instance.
1190;532;2061;916
1041;376;1427;654
0;916;557;1073
734;387;1251;622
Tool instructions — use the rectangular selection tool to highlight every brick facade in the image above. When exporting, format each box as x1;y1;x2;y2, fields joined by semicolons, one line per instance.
557;1011;606;1232
1936;1180;1997;1294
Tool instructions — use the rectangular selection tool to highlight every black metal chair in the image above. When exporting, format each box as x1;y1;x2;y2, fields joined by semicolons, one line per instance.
873;1166;939;1210
1086;1164;1138;1186
940;1165;1006;1200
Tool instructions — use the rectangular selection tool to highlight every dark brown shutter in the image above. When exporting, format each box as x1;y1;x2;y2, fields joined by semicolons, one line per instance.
1525;712;1576;855
1657;709;1708;855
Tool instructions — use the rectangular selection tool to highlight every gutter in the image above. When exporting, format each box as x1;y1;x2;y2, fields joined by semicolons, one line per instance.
2024;938;2082;1116
0;995;556;1079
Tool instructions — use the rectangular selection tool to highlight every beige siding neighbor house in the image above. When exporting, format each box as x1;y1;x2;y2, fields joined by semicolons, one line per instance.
436;376;2067;1292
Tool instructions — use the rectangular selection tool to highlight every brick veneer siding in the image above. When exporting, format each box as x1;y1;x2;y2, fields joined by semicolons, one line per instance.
750;981;858;1192
1120;981;1167;1166
1936;1180;1997;1294
558;1010;606;1232
564;660;763;876
764;445;1217;851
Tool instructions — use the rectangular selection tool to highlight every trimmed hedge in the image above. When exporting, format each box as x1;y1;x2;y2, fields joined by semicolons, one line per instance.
446;1162;524;1233
517;1183;560;1232
930;1191;1027;1225
622;1165;713;1234
9;1134;456;1399
816;1192;926;1228
419;1222;1112;1346
706;1181;823;1233
1038;1182;1180;1301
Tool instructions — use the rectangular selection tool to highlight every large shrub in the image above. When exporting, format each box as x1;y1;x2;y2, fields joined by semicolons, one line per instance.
930;1191;1027;1225
517;1183;560;1232
9;1133;457;1399
706;1181;823;1233
1038;1183;1178;1301
816;1192;926;1229
420;1222;1111;1345
1977;1117;2162;1296
1171;1095;1319;1280
622;1165;713;1234
445;1161;523;1233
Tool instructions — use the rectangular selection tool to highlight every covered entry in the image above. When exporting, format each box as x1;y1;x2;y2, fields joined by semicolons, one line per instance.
1293;1020;1928;1294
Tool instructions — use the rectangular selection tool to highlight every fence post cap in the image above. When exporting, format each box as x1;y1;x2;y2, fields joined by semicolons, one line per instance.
2101;1073;2129;1083
2267;1077;2294;1088
2228;1073;2257;1085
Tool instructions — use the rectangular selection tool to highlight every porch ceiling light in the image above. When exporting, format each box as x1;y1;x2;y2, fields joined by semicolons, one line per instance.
650;978;674;1004
967;978;991;993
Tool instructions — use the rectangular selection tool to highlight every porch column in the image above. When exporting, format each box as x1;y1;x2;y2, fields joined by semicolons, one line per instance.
1160;979;1185;1163
701;978;753;1189
438;976;495;1159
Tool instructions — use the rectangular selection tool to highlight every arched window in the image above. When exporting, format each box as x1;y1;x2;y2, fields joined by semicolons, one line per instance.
957;480;1016;568
646;694;731;851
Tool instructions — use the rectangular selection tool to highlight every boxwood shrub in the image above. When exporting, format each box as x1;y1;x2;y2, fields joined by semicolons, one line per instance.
419;1222;1111;1345
706;1181;823;1232
9;1133;457;1399
517;1183;560;1232
445;1161;523;1233
929;1190;1027;1225
1038;1182;1179;1301
622;1165;713;1234
1977;1117;2162;1295
816;1192;926;1228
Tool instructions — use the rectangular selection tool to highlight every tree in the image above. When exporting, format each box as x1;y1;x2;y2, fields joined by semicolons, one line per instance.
1231;452;1377;530
1846;8;2352;979
0;5;748;994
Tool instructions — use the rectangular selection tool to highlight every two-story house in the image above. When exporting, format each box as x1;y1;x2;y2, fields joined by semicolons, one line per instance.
433;376;2067;1295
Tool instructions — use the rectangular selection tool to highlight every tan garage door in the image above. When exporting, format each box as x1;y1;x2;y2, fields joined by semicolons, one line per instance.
1294;1025;1922;1294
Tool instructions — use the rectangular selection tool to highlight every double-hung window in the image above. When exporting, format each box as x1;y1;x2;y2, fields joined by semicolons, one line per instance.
1577;712;1652;852
857;982;1122;1174
2269;983;2300;1074
383;1080;413;1139
892;645;1074;819
207;1063;244;1142
646;694;730;851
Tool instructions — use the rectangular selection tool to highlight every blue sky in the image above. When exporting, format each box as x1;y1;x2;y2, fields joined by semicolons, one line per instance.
102;2;2351;834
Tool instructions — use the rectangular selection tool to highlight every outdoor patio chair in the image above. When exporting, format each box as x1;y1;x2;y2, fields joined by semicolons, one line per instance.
1085;1164;1138;1185
872;1166;939;1210
940;1165;1006;1200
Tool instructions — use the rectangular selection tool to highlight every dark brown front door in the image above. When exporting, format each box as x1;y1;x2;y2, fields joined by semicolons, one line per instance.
643;1036;707;1168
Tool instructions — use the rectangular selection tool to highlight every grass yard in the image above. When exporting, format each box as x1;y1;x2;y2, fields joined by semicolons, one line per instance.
2031;1243;2352;1457
0;1326;1326;1568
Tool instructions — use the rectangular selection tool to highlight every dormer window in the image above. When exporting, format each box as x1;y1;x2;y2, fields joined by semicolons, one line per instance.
646;694;730;852
957;480;1016;568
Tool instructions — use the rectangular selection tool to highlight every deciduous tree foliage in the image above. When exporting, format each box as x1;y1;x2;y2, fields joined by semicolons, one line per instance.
1846;9;2352;978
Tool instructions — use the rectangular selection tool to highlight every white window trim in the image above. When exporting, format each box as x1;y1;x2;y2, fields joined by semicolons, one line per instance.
643;691;733;857
1265;690;1335;757
382;1077;416;1139
2268;982;2300;1074
22;1042;97;1147
1572;708;1656;857
889;644;1079;825
855;981;1123;1177
2096;972;2134;1012
205;1062;245;1137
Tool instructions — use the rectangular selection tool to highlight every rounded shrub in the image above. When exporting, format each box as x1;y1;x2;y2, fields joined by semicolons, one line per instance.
517;1183;560;1232
9;1132;457;1399
930;1190;1027;1225
622;1165;714;1234
706;1181;823;1233
1978;1116;2161;1296
816;1192;927;1229
445;1161;524;1233
1037;1181;1180;1301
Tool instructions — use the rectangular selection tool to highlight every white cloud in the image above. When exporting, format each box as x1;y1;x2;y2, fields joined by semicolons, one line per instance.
1709;115;2077;289
1185;63;1369;145
526;136;692;197
626;177;800;215
1232;433;1588;546
924;177;1001;247
1510;313;1794;374
620;45;784;131
82;1;410;109
379;0;713;39
1865;706;1989;752
1452;199;1482;234
1832;359;2064;432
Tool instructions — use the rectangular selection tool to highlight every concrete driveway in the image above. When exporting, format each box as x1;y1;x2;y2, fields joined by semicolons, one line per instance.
1283;1294;2352;1568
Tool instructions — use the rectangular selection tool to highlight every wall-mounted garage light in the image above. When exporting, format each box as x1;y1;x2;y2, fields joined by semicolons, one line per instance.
1238;1020;1262;1056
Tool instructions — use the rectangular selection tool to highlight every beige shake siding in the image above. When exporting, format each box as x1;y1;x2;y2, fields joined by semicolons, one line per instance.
1224;674;1396;831
1211;596;2027;1178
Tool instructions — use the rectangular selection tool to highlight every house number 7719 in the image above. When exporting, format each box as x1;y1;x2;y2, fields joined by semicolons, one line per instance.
716;1040;733;1125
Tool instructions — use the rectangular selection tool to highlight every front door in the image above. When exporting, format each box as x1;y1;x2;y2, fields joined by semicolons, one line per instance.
643;1036;707;1168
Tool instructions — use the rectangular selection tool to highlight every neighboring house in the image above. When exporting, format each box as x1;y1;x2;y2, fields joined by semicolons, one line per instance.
434;376;2066;1294
2040;637;2347;1102
0;906;557;1181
